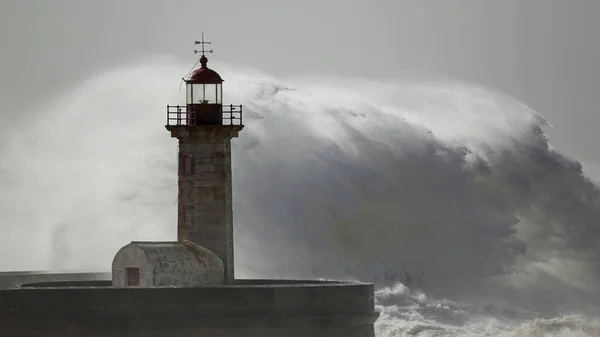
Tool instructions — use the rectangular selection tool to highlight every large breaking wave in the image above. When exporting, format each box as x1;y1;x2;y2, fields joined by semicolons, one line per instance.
1;56;600;336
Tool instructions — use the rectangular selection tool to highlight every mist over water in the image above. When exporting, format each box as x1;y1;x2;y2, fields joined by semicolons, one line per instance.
2;56;600;336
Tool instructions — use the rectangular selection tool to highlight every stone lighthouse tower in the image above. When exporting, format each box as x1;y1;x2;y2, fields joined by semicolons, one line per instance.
165;37;243;284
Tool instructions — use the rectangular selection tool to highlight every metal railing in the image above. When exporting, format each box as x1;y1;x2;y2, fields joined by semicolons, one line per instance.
166;104;243;126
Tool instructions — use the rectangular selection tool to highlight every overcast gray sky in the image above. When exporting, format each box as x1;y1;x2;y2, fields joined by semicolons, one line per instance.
1;0;599;176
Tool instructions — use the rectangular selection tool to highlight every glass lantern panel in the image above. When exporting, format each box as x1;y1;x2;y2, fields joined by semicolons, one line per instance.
216;83;222;104
186;84;193;104
188;83;216;104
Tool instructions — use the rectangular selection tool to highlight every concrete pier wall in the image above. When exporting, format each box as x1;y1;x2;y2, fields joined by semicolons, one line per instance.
0;272;110;290
0;279;378;337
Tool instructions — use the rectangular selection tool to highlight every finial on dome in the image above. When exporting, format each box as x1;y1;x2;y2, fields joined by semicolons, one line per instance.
200;55;208;68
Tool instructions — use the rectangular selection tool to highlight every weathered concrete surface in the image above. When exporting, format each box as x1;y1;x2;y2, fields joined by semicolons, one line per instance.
0;279;378;337
112;241;223;287
21;280;112;287
167;125;243;284
0;271;110;290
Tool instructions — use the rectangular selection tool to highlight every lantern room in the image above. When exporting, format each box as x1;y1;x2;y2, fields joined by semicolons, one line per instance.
186;55;223;105
181;55;222;125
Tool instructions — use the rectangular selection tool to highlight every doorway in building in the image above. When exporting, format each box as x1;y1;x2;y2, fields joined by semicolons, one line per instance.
126;267;140;286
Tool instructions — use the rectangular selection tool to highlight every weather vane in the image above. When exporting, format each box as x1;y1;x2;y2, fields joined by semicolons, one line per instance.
194;33;213;56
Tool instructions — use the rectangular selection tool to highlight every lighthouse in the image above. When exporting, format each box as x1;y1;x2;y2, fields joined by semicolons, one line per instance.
2;37;379;337
165;36;243;284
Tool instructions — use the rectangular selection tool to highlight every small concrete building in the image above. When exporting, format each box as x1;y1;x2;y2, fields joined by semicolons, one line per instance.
112;241;224;287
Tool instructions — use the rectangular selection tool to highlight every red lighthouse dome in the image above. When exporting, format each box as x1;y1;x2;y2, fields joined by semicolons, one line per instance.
186;55;223;84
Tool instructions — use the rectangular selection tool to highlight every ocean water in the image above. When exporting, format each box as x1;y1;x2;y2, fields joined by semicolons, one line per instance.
1;56;599;336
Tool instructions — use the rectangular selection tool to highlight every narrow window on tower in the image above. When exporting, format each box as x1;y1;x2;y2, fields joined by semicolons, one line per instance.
179;154;187;176
179;155;196;176
190;157;196;175
181;205;195;229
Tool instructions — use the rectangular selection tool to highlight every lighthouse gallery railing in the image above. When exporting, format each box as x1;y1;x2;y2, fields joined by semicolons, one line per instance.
166;105;243;126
